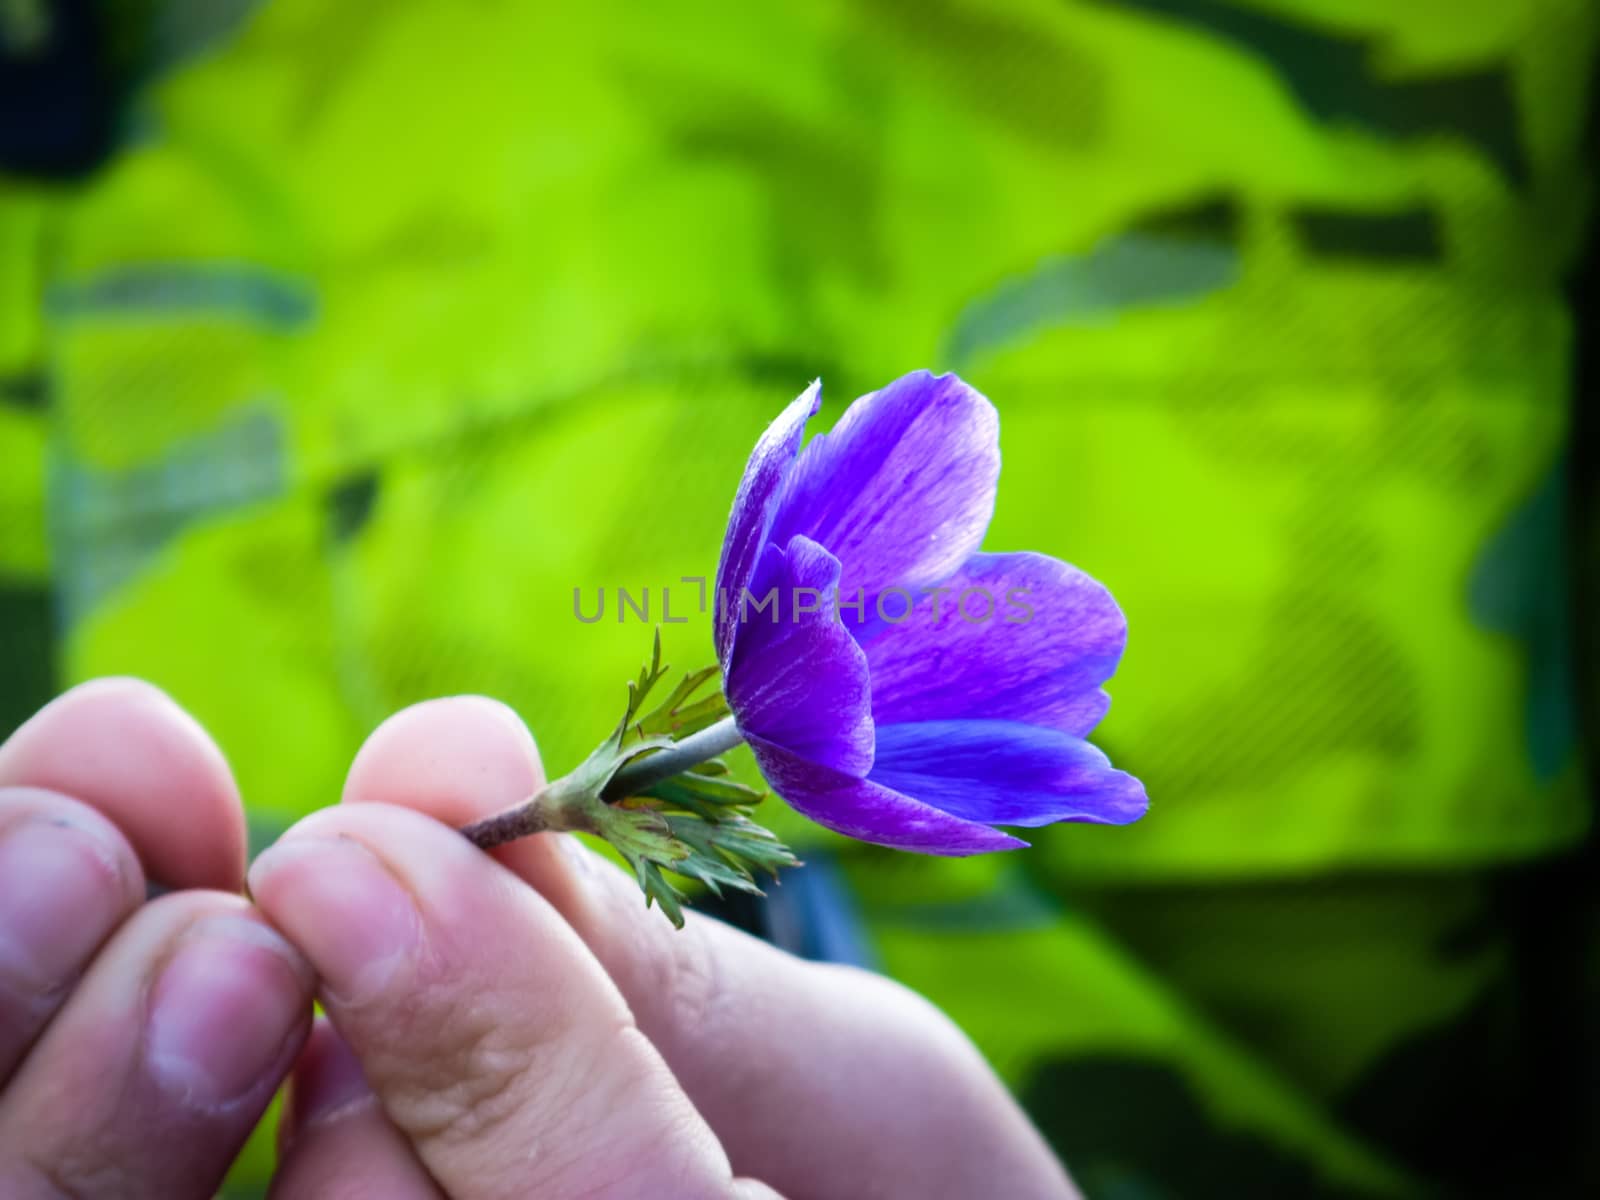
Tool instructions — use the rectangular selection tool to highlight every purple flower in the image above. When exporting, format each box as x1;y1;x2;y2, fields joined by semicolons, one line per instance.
715;371;1147;855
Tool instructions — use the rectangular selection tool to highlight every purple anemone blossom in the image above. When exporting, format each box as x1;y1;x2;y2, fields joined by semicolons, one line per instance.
715;371;1147;855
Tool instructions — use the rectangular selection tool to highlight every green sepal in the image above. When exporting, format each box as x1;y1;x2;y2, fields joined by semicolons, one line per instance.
548;630;798;928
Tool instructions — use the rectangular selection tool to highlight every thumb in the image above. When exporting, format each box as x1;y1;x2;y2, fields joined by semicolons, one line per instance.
334;696;1076;1200
248;801;753;1200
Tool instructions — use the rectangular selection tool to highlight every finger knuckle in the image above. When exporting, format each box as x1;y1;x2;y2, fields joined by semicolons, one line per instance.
378;983;534;1152
663;923;728;1045
13;1145;121;1200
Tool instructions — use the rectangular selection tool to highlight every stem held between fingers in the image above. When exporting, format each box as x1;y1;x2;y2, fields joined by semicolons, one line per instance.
456;636;793;926
458;716;744;851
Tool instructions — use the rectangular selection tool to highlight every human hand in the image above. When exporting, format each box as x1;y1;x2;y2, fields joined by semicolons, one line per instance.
0;680;315;1198
253;696;1079;1199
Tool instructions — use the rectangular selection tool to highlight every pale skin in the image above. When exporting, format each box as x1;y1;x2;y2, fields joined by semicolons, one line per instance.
0;678;1079;1199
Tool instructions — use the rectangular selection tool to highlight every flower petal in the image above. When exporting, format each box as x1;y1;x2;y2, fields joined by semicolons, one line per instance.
746;733;1025;855
768;371;999;627
870;720;1147;826
863;552;1126;737
714;381;822;667
725;535;873;775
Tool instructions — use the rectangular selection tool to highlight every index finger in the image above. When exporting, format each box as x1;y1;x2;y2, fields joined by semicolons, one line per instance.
0;678;247;891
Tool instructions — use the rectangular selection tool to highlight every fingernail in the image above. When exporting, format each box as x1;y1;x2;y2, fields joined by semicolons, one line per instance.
146;916;311;1107
247;836;420;1003
289;1023;373;1141
0;818;131;992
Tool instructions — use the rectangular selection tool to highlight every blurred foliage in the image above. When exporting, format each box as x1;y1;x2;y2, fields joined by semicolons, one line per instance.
2;0;1597;1195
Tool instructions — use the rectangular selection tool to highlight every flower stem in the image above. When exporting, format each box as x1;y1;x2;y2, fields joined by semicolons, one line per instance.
458;715;745;851
602;715;744;800
457;799;552;848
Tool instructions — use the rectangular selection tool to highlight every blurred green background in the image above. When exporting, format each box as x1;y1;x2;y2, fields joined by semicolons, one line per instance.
2;0;1598;1195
